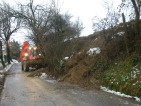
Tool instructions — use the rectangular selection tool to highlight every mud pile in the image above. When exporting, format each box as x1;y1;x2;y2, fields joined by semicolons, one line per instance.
59;52;96;87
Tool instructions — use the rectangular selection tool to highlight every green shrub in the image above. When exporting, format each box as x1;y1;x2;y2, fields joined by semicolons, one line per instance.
130;54;140;66
103;55;141;99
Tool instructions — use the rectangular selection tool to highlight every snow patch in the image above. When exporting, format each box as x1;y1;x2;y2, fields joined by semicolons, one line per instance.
112;36;115;39
46;80;57;84
117;32;125;36
74;36;79;39
95;38;98;40
63;38;73;42
64;38;69;42
3;62;15;73
0;62;15;78
70;38;72;40
87;47;101;55
101;86;141;102
40;73;48;79
12;59;19;63
0;74;4;78
64;57;69;60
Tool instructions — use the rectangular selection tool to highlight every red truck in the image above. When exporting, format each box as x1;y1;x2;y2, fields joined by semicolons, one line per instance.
20;41;46;71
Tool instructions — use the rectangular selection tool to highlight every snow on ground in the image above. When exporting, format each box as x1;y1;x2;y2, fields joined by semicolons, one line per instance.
101;86;141;102
95;38;98;41
87;47;101;55
3;64;13;72
63;38;73;42
2;61;17;73
117;32;125;36
0;74;4;78
74;36;79;39
112;32;125;39
12;59;19;63
40;73;48;79
4;60;19;72
39;73;57;84
46;80;57;84
64;57;69;60
64;38;68;42
0;61;17;78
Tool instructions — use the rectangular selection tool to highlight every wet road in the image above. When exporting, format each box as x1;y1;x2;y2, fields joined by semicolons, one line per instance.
0;63;141;106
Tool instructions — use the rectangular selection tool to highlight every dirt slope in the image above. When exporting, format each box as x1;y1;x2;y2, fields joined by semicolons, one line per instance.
58;51;102;89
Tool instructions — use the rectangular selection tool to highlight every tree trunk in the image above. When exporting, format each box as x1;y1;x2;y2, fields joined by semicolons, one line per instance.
131;0;141;52
122;13;129;56
131;0;140;36
0;41;5;68
6;41;11;64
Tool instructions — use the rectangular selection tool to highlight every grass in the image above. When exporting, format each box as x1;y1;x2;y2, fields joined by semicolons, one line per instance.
103;54;141;98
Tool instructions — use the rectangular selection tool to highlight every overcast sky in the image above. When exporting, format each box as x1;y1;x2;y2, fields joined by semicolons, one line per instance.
61;0;106;36
1;0;121;43
60;0;121;36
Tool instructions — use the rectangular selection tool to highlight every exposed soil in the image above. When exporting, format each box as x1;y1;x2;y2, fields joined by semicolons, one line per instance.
57;52;102;89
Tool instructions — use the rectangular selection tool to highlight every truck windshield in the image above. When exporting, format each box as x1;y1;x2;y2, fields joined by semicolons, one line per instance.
32;49;39;56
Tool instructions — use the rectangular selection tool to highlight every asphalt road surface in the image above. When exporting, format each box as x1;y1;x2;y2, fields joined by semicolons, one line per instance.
0;63;141;106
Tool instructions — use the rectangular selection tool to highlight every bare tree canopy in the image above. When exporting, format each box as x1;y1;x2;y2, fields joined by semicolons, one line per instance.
0;2;21;64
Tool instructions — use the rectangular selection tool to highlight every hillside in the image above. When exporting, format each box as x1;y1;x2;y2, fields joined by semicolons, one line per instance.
29;21;141;101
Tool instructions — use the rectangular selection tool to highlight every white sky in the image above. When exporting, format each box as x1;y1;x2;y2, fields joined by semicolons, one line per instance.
1;0;121;43
60;0;121;36
60;0;106;36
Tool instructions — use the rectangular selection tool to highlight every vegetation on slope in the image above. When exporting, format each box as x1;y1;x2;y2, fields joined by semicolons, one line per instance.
103;54;141;98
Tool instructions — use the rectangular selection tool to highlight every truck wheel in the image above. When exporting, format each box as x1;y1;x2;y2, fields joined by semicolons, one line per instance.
23;61;29;72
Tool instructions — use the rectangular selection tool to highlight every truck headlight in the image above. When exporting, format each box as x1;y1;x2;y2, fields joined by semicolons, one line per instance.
34;47;37;50
24;53;28;56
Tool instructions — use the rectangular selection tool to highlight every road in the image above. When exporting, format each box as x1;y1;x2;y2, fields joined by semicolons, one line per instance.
0;63;141;106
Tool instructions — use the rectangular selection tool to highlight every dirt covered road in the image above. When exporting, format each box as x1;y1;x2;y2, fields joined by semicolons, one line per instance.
0;63;140;106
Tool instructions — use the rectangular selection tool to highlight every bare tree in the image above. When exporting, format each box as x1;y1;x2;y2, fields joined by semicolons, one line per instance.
92;1;120;42
73;17;84;37
42;10;84;74
9;0;84;74
14;0;53;57
0;3;21;64
120;0;141;52
120;0;140;35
